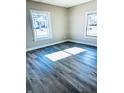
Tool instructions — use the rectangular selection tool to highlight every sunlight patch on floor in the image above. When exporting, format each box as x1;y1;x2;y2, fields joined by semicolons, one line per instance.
64;47;86;55
45;51;71;61
45;47;86;61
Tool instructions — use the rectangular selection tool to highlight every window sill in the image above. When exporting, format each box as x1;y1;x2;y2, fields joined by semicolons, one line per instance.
34;36;52;42
84;35;97;39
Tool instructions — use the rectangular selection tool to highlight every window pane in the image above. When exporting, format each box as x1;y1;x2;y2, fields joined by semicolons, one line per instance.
30;10;52;41
86;12;97;37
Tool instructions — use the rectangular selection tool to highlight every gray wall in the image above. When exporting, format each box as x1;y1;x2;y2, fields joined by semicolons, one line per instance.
26;0;97;50
68;0;97;46
26;1;68;49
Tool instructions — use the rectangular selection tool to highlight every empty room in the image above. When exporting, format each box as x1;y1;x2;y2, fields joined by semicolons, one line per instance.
26;0;97;93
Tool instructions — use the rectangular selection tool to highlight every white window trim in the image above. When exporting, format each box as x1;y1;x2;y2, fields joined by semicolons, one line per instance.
84;11;97;39
29;9;52;42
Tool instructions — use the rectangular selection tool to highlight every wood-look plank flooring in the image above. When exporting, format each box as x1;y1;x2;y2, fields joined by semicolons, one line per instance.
26;42;97;93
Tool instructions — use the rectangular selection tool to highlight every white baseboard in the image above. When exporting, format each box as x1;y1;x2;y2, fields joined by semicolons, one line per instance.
26;40;68;52
68;39;97;47
26;39;96;51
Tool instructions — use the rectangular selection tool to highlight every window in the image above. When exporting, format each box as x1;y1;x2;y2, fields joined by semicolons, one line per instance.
30;10;52;41
85;11;97;37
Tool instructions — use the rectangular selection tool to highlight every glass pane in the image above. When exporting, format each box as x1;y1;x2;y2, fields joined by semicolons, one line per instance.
31;11;50;39
86;12;97;37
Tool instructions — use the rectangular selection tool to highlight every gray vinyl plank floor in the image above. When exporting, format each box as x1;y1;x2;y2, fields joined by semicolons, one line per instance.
26;42;97;93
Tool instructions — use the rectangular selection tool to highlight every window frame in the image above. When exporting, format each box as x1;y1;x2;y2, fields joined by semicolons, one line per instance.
84;11;97;38
29;9;52;41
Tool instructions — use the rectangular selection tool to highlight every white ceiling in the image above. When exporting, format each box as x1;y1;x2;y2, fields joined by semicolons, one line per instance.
32;0;94;8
